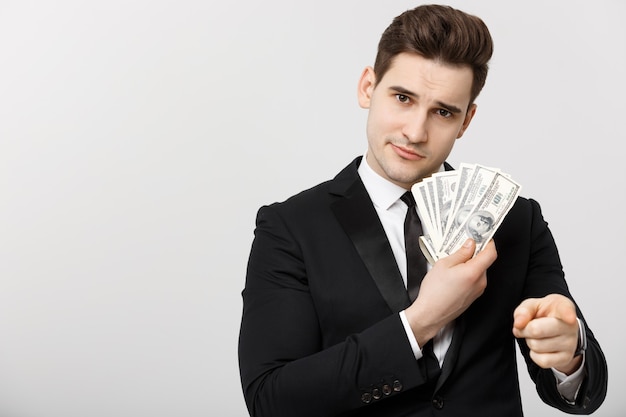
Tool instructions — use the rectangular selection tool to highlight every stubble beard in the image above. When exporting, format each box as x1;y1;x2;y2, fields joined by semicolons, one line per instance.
376;150;432;188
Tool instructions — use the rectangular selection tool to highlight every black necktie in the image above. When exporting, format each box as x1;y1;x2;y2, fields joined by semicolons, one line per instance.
400;191;427;302
401;191;441;377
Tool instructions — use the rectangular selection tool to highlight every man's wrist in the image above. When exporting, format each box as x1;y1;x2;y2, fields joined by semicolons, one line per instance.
399;310;423;360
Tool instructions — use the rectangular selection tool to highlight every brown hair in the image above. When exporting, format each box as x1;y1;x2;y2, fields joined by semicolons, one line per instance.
374;4;493;105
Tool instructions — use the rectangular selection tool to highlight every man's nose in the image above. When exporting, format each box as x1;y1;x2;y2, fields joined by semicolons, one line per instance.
402;113;428;143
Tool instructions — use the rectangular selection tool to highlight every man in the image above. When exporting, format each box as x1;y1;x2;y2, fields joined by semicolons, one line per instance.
238;5;607;417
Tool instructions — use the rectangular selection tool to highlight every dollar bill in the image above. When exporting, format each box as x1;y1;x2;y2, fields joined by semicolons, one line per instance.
411;164;521;263
439;164;499;252
412;180;438;247
440;171;521;257
432;171;458;239
443;163;475;235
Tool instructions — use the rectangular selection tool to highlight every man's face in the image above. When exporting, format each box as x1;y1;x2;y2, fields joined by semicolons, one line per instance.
358;53;476;189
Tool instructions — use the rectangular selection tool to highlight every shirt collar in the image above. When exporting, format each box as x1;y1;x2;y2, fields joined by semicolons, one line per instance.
358;154;409;211
357;153;445;211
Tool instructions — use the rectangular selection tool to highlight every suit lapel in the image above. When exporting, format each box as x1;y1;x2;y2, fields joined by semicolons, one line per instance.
330;159;411;313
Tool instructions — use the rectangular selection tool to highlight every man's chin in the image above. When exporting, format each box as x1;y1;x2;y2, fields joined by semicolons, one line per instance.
387;171;428;188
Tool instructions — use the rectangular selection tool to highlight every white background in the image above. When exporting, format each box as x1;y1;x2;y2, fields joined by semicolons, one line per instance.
0;1;624;416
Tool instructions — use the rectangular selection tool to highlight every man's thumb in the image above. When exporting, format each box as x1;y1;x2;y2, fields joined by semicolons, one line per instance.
513;299;537;330
442;238;475;266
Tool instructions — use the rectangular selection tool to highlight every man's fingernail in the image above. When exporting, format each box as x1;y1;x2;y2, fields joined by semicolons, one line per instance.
463;239;473;248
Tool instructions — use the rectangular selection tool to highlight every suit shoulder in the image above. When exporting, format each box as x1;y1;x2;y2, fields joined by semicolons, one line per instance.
508;195;545;220
262;178;335;213
259;158;360;216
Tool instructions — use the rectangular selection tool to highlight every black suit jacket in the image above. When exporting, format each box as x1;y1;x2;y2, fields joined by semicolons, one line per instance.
238;157;607;417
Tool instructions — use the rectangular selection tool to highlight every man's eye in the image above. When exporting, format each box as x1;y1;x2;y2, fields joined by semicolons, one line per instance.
396;94;410;104
437;109;452;118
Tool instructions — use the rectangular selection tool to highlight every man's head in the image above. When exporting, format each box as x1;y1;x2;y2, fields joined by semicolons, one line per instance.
374;4;493;106
358;5;494;189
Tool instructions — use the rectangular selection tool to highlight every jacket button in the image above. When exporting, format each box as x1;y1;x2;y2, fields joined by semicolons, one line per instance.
361;392;372;404
432;396;444;409
392;380;403;392
372;388;381;400
382;384;392;396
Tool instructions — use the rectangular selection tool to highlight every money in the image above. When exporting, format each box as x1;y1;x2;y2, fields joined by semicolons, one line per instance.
411;164;521;264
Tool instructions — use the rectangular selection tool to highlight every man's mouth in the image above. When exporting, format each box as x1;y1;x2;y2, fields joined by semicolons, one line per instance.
391;143;424;161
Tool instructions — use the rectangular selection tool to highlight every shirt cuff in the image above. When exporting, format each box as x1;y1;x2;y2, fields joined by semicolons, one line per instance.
399;310;423;360
551;319;587;403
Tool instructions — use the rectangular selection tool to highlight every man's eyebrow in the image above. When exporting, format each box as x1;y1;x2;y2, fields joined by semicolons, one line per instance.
389;85;463;114
436;101;463;114
389;85;417;99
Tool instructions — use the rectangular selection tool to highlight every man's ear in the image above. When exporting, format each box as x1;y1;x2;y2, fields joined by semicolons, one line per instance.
357;66;376;109
456;104;477;139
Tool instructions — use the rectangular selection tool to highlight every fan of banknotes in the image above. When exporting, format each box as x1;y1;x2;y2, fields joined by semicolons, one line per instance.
411;163;521;265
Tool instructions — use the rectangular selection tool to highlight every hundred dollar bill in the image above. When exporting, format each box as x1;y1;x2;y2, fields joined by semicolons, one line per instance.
424;178;439;246
411;163;521;263
439;164;499;253
442;163;477;238
432;171;458;240
412;180;438;246
440;171;521;257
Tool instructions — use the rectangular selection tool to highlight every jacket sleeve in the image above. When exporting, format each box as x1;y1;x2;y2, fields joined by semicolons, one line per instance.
238;205;425;417
531;317;608;414
517;199;608;414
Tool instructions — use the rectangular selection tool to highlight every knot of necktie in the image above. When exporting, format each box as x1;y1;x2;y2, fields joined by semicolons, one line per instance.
400;191;416;208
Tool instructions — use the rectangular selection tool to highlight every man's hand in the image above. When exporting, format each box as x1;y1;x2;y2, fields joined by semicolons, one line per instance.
513;294;582;375
405;238;497;347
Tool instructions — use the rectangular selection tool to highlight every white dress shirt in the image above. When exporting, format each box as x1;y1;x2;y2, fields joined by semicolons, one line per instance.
356;154;585;401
